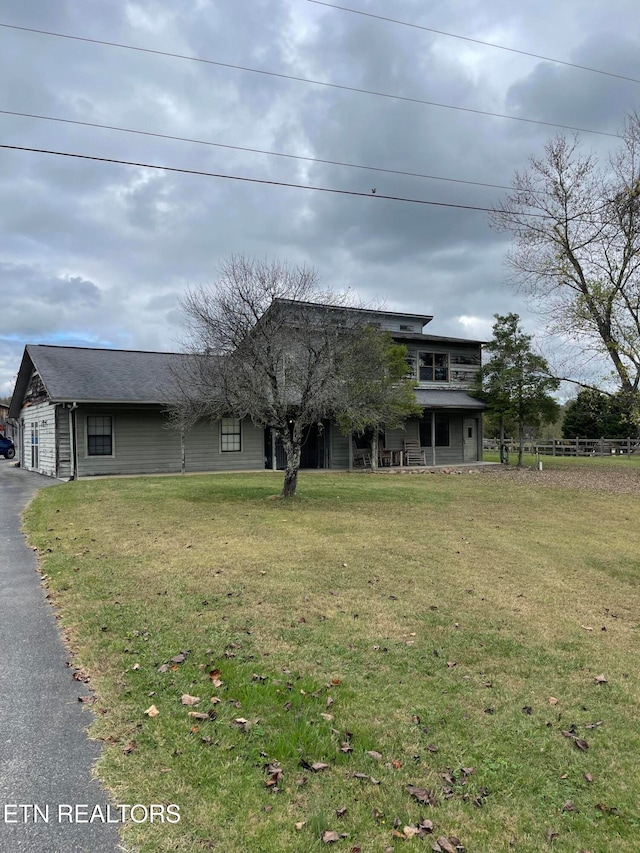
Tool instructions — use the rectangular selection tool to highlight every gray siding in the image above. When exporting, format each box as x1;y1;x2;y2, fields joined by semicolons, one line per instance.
74;406;264;476
76;406;182;476
330;427;349;469
405;343;481;389
56;405;72;479
20;402;57;477
184;419;264;472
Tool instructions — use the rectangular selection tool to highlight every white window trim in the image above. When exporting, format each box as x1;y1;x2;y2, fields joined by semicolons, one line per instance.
85;414;115;458
220;417;242;453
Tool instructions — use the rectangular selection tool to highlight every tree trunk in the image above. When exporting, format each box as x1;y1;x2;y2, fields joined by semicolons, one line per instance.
279;424;302;497
370;430;379;471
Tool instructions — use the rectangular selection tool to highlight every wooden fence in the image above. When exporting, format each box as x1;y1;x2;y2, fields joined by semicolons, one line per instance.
483;437;640;457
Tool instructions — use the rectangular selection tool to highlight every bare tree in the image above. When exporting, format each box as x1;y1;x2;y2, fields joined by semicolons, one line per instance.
172;256;376;497
491;112;640;421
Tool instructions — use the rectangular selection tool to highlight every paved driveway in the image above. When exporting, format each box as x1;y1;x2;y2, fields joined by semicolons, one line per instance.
0;463;121;852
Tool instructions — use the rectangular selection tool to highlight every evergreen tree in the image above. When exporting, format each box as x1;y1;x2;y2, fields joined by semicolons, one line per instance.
473;313;560;465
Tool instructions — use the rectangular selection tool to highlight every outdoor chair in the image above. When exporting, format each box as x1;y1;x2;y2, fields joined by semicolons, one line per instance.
403;439;426;466
352;446;372;468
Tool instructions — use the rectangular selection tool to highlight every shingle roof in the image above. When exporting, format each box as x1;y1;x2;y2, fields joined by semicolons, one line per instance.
414;389;486;410
24;345;184;404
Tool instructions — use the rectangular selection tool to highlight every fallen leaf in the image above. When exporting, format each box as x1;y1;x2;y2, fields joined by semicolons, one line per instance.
144;704;159;717
584;772;594;783
446;661;457;668
295;821;306;831
391;759;403;769
548;697;558;705
122;741;137;755
594;674;608;685
311;762;330;772
403;826;420;838
574;738;589;752
545;828;559;843
406;784;438;806
562;800;576;812
181;694;201;706
436;837;457;853
321;713;334;721
336;807;348;818
581;625;593;631
171;652;188;664
367;750;383;761
188;711;210;720
322;830;340;843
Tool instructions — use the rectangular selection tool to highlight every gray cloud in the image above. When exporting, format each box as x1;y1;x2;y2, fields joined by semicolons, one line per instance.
1;0;639;395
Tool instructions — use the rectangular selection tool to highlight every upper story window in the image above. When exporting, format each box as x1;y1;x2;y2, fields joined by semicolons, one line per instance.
399;324;414;332
418;351;449;382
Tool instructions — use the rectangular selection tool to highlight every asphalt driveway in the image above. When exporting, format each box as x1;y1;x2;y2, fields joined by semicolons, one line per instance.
0;462;121;852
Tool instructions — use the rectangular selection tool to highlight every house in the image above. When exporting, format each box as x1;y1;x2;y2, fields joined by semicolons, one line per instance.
8;304;485;478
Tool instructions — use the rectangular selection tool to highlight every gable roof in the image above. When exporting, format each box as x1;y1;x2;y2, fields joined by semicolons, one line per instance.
8;345;186;416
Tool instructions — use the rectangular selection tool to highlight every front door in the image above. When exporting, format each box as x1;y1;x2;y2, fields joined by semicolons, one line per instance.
463;418;477;462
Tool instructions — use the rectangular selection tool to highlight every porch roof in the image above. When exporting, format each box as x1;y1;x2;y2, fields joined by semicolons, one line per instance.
414;389;485;410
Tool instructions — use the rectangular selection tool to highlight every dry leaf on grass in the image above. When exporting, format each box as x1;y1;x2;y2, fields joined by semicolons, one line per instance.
181;694;201;706
144;704;159;717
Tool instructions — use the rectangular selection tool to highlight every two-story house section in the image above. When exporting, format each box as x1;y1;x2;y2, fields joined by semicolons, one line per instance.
347;309;486;467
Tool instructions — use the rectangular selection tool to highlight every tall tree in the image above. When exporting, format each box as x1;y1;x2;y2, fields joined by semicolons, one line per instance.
562;389;639;439
491;112;640;426
171;256;413;496
473;313;560;465
335;327;422;469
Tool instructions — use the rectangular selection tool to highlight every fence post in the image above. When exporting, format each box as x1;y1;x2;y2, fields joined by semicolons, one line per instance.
552;438;556;457
600;436;604;457
628;436;632;455
575;436;579;457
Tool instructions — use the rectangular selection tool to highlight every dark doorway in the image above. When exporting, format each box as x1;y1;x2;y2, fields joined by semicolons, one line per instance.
265;423;329;470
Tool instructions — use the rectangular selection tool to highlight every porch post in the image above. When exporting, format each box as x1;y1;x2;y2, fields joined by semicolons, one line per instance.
431;411;436;466
271;429;277;471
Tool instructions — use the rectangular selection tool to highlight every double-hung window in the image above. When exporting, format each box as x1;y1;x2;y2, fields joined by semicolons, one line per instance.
87;416;112;456
221;418;241;452
418;352;449;382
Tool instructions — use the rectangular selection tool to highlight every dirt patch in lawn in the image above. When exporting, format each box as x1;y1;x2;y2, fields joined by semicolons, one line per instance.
479;462;640;495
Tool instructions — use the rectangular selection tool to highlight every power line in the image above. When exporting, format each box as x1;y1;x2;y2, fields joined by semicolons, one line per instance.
309;0;640;86
0;22;620;139
0;143;548;215
0;109;513;192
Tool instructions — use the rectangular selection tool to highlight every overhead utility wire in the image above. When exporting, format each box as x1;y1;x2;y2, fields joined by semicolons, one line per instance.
0;144;548;216
0;109;513;192
308;0;640;86
0;23;619;139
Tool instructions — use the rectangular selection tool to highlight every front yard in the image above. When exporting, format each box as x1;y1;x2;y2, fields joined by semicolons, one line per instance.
25;464;640;852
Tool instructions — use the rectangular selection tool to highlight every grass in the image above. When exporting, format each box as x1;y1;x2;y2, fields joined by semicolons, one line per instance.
24;467;640;853
483;450;640;468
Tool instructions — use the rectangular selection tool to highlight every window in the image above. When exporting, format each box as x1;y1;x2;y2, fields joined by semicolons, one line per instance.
419;415;450;447
418;351;449;382
221;417;241;452
87;416;112;456
400;324;414;332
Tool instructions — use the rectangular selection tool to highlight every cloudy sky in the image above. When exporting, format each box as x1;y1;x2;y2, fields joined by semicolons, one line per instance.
1;0;639;396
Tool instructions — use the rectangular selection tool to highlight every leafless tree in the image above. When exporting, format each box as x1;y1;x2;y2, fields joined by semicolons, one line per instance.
491;111;640;422
171;255;370;497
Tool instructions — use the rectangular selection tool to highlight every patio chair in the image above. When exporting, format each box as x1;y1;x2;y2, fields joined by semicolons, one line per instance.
352;446;372;468
403;439;426;466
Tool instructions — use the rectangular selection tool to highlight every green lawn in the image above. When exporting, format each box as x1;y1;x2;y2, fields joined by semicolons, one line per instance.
25;468;640;852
